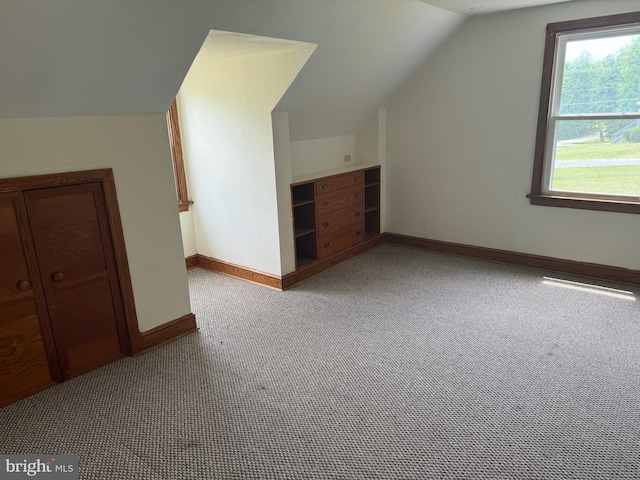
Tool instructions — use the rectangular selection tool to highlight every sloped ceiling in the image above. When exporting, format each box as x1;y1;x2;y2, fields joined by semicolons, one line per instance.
0;0;463;140
0;0;574;140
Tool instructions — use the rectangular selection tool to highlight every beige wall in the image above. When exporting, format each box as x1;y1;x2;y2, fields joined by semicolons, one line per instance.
290;135;357;178
385;0;640;270
177;40;315;276
272;111;297;275
0;114;192;332
356;112;380;168
179;211;197;258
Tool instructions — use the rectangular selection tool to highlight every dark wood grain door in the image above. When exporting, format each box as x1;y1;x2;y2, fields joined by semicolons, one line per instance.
25;182;129;379
0;192;59;406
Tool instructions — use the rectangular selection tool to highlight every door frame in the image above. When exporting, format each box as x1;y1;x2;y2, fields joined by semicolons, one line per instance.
0;169;142;353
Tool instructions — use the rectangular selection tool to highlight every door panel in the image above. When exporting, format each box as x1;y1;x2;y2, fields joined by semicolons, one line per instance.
0;196;31;299
25;182;128;379
0;299;54;404
0;192;57;406
53;279;123;376
32;190;109;284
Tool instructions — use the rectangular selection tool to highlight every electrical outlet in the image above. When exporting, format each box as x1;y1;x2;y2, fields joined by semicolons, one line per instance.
343;154;351;163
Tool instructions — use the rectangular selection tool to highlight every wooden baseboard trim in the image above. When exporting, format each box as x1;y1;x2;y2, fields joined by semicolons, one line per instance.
133;313;197;355
282;235;383;289
195;254;284;290
186;237;383;291
383;233;640;286
185;255;199;270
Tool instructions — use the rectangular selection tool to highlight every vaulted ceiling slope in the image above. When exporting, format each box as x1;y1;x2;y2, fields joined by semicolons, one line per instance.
0;0;462;140
0;0;574;140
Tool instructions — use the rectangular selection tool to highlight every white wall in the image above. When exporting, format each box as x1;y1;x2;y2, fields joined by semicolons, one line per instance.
272;111;297;275
356;108;387;230
0;115;192;332
386;0;640;270
177;39;315;276
179;211;197;258
290;135;357;178
356;112;379;168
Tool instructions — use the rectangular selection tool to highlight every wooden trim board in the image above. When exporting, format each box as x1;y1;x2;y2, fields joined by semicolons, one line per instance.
194;254;284;290
186;236;383;290
185;255;199;270
383;233;640;286
134;313;197;355
167;99;192;212
185;232;639;289
282;235;383;289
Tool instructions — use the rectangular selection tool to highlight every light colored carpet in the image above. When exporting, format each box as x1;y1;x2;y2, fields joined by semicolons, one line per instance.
1;244;639;479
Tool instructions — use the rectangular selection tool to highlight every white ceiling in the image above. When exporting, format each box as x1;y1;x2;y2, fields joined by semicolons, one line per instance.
423;0;576;15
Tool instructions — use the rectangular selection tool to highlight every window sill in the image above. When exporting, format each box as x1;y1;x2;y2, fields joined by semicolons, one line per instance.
527;194;640;214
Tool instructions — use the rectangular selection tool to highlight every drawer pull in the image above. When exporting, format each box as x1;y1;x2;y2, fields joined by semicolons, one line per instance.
356;231;361;237
16;279;31;291
323;242;331;249
355;176;360;181
354;192;360;198
321;184;329;190
323;222;330;229
322;201;329;207
52;272;64;282
355;212;361;217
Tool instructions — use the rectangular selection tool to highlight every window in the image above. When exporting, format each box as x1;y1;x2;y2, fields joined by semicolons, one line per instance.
529;11;640;214
167;99;193;212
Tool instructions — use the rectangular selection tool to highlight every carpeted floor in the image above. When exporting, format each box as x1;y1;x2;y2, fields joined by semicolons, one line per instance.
1;244;639;479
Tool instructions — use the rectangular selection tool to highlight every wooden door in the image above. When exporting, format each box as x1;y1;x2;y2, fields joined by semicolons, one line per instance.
0;192;59;406
25;182;129;379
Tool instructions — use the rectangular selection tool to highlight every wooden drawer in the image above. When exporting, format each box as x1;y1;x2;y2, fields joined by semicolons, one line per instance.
317;223;364;258
316;184;364;215
315;171;363;195
317;204;364;237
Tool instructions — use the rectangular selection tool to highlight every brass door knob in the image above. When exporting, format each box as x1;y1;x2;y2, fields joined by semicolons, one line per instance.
52;272;64;282
16;280;31;291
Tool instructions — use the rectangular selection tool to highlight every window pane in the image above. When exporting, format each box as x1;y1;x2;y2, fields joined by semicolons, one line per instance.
558;34;640;115
551;120;640;196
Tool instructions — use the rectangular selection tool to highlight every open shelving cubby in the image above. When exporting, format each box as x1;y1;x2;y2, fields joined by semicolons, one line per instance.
291;182;317;267
363;166;381;239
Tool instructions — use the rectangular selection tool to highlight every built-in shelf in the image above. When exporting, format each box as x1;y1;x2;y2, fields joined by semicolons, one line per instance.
291;165;381;270
364;231;379;241
363;166;381;237
291;182;317;267
296;256;316;267
293;198;314;207
295;227;315;238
